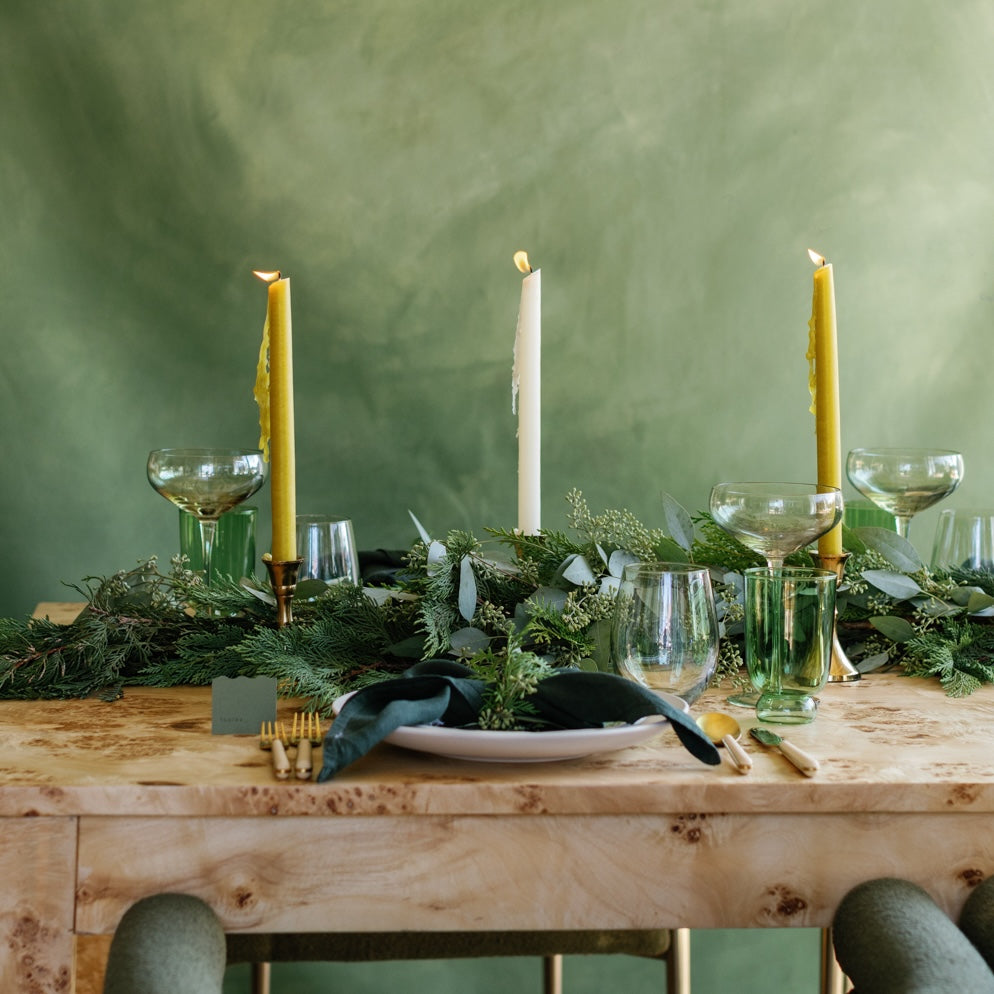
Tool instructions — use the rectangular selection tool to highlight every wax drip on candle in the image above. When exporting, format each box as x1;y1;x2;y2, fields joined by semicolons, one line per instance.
251;270;283;461
805;249;826;417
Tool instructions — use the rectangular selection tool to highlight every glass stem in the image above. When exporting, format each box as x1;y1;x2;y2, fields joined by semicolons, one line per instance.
766;557;785;571
894;517;911;541
199;518;218;584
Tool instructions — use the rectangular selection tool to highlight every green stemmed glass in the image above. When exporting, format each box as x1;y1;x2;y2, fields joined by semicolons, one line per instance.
147;448;266;584
709;482;844;707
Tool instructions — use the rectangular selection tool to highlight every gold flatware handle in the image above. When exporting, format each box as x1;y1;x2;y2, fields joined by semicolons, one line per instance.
271;738;291;780
778;739;819;777
295;738;313;780
723;734;752;774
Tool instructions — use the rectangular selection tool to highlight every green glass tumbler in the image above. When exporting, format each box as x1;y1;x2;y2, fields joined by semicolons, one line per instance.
843;498;896;531
744;566;837;724
179;506;257;583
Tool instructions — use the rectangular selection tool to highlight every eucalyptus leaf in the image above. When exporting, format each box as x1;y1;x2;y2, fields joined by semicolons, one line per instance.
240;578;276;606
595;543;609;566
660;492;695;551
599;575;620;596
862;569;923;600
910;596;961;618
869;615;918;642
385;635;426;658
856;651;891;673
561;554;597;587
967;591;994;613
449;626;490;655
841;525;868;555
458;555;477;621
586;618;614;671
857;527;923;572
427;540;447;570
527;586;569;612
295;578;333;600
653;537;690;563
950;586;988;606
607;549;639;579
408;510;432;546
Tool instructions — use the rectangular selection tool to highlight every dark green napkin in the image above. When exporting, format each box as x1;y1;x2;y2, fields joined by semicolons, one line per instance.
317;663;720;780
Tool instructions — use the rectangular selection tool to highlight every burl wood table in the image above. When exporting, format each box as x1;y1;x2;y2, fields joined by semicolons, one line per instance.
2;603;994;992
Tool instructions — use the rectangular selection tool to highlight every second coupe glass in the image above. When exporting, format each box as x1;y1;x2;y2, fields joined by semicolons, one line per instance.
846;447;964;540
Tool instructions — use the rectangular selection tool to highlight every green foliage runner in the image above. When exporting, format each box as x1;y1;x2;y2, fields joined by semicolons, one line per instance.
2;490;993;714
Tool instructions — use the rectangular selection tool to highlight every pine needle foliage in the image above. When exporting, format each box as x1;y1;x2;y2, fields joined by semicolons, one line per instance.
4;493;994;707
903;619;994;697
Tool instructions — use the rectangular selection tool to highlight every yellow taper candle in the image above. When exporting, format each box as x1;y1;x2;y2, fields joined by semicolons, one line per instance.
253;270;297;562
512;250;541;535
806;249;842;556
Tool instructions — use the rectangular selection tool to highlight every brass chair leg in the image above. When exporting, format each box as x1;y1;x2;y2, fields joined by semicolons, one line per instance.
819;927;851;994
251;961;272;994
543;954;563;994
666;928;691;994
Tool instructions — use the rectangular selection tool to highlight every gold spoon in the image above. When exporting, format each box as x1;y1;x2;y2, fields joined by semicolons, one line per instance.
696;712;752;775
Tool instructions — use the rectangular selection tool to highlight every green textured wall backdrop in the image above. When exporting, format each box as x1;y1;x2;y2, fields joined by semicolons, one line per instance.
3;3;992;990
3;1;994;618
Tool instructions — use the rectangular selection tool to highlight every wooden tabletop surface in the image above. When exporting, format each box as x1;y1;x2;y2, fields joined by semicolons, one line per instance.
2;600;992;819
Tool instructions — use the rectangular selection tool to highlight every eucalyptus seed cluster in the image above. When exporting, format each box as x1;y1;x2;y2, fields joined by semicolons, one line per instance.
474;599;513;636
565;489;667;562
714;581;744;625
560;587;615;631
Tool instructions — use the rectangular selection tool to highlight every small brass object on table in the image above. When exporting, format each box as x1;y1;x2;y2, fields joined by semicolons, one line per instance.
818;551;861;683
263;556;304;628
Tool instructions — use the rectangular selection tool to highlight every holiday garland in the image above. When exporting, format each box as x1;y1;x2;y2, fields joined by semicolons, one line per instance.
2;490;993;716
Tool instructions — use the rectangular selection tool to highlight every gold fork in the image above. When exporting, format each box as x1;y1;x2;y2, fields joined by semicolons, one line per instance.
289;712;322;780
259;720;291;780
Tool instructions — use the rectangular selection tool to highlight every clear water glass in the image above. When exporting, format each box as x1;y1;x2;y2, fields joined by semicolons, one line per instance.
611;562;719;705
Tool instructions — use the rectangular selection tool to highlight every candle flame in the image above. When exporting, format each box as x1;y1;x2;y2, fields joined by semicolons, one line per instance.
253;270;282;283
513;250;532;274
807;249;826;267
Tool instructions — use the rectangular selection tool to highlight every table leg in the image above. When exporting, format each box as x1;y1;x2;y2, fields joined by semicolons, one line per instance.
74;936;111;994
819;927;851;994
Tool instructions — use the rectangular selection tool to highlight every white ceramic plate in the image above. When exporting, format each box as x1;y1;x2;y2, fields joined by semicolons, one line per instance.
330;691;689;763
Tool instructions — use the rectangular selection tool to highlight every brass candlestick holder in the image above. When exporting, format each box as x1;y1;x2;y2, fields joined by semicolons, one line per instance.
264;556;303;628
817;551;861;683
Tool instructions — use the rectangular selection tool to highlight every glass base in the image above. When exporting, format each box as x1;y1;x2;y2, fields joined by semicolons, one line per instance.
755;693;818;724
726;690;760;708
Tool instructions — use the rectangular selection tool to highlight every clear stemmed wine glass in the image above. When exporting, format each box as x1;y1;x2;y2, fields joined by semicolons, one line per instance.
708;482;844;707
846;447;964;541
147;448;266;583
709;482;845;570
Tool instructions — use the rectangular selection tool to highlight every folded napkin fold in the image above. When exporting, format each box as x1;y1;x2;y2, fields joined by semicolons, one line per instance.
317;662;720;780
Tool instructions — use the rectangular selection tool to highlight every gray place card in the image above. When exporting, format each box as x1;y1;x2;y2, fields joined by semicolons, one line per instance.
211;676;278;734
